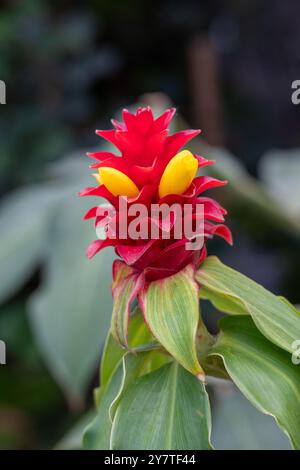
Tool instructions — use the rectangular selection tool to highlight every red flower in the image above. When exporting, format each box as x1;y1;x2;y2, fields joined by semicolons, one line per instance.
79;107;232;358
80;107;231;281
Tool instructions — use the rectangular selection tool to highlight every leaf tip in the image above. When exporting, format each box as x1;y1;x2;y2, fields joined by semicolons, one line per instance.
196;371;207;384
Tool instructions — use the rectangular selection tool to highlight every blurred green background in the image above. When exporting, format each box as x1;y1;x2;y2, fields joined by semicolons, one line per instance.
0;0;300;449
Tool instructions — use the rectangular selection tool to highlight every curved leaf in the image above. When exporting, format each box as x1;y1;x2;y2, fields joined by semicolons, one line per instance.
139;264;203;377
110;361;212;450
196;256;300;354
109;348;170;421
101;308;154;387
200;286;247;316
84;347;168;450
210;316;300;449
211;382;290;450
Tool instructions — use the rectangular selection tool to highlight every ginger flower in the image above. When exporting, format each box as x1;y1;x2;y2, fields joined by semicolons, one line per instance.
79;107;232;359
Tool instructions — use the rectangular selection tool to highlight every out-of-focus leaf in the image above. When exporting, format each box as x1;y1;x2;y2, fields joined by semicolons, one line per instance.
196;256;300;354
259;148;300;218
211;380;291;450
46;152;92;181
83;362;123;450
210;316;300;449
0;302;40;368
110;362;212;450
83;350;152;450
28;195;115;403
0;185;65;304
200;286;246;316
139;264;203;377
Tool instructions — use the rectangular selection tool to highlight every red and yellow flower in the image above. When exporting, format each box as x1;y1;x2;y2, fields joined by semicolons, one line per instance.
80;107;231;275
79;107;232;358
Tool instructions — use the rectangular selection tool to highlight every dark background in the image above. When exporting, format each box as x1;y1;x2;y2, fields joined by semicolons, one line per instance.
0;0;299;449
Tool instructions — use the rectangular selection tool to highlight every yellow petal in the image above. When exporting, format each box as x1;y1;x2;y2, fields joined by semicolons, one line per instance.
158;150;198;198
98;167;139;197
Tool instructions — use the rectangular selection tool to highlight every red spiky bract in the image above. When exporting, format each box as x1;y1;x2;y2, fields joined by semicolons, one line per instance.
79;107;232;282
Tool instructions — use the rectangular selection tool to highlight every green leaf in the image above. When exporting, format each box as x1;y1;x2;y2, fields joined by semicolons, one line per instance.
0;184;65;304
85;313;162;450
139;264;203;377
210;315;300;449
259;148;300;218
111;271;143;347
84;348;167;450
109;348;170;421
100;335;124;390
196;256;300;354
110;361;212;450
100;308;154;388
211;381;290;450
83;360;124;450
200;286;247;316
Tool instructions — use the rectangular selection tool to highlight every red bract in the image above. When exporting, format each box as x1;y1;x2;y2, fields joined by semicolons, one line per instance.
79;107;232;281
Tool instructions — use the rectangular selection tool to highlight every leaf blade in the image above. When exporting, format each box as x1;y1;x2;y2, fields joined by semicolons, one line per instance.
210;315;300;449
196;256;300;353
101;308;154;387
28;195;115;402
110;362;212;450
84;348;168;450
139;264;203;376
111;273;143;347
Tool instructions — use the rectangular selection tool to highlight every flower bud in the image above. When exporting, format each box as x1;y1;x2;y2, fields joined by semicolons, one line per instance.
158;150;198;198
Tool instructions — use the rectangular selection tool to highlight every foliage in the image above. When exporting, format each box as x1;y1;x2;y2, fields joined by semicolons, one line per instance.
82;254;300;450
0;0;300;450
0;64;299;448
1;109;300;448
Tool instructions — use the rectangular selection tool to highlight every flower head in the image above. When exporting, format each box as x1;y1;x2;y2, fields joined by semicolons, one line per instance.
80;107;232;281
79;106;232;371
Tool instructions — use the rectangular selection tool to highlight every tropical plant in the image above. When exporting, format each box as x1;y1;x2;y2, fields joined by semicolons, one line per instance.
79;107;300;450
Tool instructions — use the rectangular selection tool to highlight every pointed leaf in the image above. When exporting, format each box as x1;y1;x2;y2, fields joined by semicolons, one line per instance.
139;264;203;376
196;256;300;354
210;316;300;449
110;361;212;450
84;348;167;450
